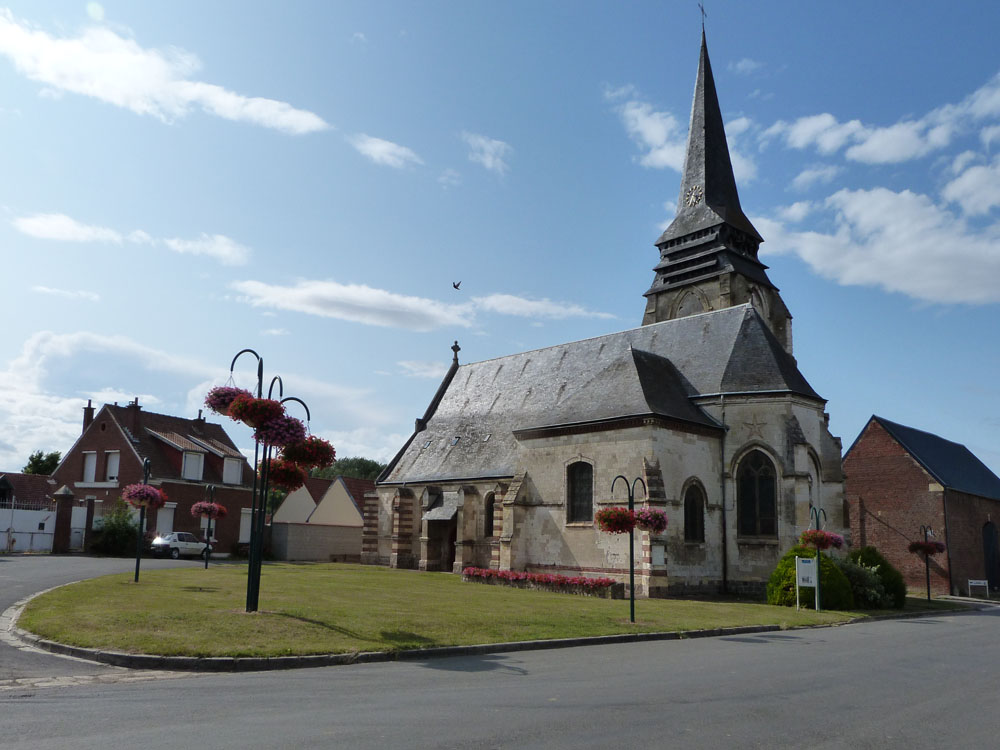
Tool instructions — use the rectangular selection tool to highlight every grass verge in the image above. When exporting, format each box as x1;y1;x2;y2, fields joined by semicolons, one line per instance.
18;563;963;658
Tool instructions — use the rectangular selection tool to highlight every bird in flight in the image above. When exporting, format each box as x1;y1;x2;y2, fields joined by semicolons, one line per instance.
452;281;462;290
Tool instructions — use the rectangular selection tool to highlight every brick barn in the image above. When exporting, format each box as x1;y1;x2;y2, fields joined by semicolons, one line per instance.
844;415;1000;596
51;398;255;553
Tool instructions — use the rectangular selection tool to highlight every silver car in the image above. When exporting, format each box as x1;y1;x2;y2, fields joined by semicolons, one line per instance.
151;531;211;560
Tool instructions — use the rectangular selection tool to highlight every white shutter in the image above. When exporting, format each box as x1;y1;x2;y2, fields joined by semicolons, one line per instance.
223;458;242;484
105;451;120;481
182;452;204;481
82;453;97;482
157;504;175;534
239;508;252;543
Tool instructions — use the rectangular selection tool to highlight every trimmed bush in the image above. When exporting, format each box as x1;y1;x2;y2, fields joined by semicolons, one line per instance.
848;546;906;609
833;556;887;609
90;500;138;556
767;544;855;610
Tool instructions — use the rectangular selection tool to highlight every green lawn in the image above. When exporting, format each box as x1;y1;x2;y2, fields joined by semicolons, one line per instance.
17;563;956;658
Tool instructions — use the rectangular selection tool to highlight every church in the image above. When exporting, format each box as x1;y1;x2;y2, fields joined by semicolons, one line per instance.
363;32;847;597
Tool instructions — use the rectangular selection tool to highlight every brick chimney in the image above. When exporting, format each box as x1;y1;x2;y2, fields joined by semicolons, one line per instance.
82;399;95;433
126;397;142;433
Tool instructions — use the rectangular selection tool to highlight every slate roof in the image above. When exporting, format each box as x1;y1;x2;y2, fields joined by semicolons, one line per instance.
861;416;1000;501
0;471;56;508
381;304;821;485
103;404;252;487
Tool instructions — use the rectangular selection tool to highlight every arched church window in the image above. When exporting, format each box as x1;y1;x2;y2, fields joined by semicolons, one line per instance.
684;484;705;542
737;450;777;537
566;461;593;523
484;494;495;538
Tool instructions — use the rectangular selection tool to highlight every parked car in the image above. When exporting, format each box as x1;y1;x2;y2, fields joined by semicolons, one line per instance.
150;531;211;559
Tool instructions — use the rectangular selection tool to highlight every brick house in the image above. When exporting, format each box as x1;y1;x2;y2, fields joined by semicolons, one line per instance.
844;415;1000;596
50;398;255;553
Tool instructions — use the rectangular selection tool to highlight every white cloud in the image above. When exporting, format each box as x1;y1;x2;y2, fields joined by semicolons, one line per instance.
349;133;423;168
13;212;122;243
352;32;367;44
0;10;327;134
461;132;512;175
757;186;1000;304
792;165;842;191
776;201;813;223
729;58;763;75
942;155;1000;216
982;124;1000;149
617;98;686;170
261;328;289;336
164;233;250;265
31;285;100;301
472;293;615;320
231;279;473;331
85;3;105;22
438;168;462;188
398;360;449;379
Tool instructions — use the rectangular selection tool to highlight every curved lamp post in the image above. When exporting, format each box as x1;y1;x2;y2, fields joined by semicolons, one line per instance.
611;474;647;624
134;458;152;583
809;506;827;612
919;525;934;601
203;484;216;570
229;350;311;613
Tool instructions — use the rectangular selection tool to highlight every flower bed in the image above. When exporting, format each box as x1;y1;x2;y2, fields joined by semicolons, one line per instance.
908;540;946;556
800;529;844;550
462;567;622;598
121;483;167;510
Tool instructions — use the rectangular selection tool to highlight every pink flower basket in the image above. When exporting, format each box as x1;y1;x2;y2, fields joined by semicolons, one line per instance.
121;483;168;510
800;529;844;550
253;414;307;448
229;395;285;429
634;507;668;534
908;540;946;556
204;386;253;417
190;501;228;520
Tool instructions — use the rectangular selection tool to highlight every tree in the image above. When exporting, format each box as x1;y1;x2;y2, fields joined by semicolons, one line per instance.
312;456;386;481
22;450;61;475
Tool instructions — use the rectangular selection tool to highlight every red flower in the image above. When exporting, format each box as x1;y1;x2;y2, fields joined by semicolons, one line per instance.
281;435;336;469
595;507;636;534
264;458;307;492
800;529;844;550
229;395;285;429
634;507;668;534
121;483;167;510
204;387;253;417
908;540;946;556
191;501;228;520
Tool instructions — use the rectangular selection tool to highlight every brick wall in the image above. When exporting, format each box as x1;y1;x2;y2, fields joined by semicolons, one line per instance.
844;419;950;595
942;489;1000;595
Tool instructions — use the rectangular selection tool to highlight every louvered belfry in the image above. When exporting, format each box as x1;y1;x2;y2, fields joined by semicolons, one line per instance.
642;31;793;354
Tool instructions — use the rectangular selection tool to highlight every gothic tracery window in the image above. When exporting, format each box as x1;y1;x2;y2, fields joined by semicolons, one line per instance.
737;450;777;537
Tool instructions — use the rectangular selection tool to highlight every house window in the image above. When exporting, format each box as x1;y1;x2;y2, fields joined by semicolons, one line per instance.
223;458;242;485
483;494;495;537
105;451;120;482
737;450;777;537
82;452;97;482
181;452;204;481
684;484;705;542
567;461;593;523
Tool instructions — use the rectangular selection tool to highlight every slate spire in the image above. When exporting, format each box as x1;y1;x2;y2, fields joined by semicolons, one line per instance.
658;30;761;244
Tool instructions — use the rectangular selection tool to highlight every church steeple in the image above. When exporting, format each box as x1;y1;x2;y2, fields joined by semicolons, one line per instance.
642;31;793;354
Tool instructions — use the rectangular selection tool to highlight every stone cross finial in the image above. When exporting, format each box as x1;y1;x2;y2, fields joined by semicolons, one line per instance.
452;340;461;363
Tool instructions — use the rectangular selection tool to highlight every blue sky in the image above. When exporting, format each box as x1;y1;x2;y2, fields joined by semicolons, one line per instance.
1;1;999;477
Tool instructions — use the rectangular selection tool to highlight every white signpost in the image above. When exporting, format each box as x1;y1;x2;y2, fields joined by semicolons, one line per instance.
795;556;817;611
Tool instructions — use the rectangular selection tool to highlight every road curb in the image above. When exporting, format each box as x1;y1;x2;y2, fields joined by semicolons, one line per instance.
3;584;982;674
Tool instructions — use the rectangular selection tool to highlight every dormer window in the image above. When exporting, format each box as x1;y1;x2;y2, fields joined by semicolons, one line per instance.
181;452;204;481
223;457;242;485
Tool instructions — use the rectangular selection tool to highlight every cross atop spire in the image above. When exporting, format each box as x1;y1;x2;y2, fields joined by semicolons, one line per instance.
655;31;761;246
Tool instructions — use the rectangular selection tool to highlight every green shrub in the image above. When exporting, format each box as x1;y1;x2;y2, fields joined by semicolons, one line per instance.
91;500;138;556
833;556;887;609
767;544;855;610
848;546;906;609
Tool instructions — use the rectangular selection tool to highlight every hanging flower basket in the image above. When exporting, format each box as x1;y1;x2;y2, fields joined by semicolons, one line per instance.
281;435;336;469
253;414;307;448
204;386;253;417
908;540;946;556
121;483;168;510
229;394;285;428
800;529;845;550
595;506;636;534
635;507;668;534
190;501;228;520
265;458;308;492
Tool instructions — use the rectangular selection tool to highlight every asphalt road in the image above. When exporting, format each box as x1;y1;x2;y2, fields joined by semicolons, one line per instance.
2;556;999;749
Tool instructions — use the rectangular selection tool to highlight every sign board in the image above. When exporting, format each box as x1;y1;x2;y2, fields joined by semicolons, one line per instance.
796;556;817;587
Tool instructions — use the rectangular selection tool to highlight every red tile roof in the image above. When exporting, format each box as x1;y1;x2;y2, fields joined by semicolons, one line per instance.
0;472;57;508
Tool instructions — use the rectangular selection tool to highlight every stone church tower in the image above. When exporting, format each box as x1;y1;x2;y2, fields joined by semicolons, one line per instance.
642;32;793;354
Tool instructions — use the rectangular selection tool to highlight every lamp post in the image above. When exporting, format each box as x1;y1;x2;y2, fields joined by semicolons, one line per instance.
809;506;827;612
919;525;934;601
229;350;310;613
611;474;647;624
134;458;151;583
203;484;216;570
